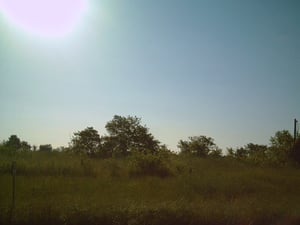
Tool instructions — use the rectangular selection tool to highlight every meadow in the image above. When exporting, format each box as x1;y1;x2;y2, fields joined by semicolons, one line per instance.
1;151;300;225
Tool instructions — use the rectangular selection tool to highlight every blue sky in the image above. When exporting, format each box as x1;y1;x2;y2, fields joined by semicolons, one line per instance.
0;0;299;151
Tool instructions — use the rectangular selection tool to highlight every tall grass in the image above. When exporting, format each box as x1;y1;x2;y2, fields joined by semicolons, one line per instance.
0;151;300;225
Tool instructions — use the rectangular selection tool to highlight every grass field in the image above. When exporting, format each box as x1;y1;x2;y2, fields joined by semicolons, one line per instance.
1;151;300;225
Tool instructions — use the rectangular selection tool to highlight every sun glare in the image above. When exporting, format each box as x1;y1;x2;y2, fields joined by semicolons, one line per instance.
0;0;88;37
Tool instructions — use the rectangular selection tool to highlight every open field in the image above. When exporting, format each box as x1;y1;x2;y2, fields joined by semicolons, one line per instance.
1;151;300;225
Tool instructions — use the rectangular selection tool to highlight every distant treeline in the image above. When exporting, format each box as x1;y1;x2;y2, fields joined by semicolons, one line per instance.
1;115;300;166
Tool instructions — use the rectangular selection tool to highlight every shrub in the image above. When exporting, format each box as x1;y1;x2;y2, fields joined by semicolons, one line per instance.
290;139;300;163
129;151;173;178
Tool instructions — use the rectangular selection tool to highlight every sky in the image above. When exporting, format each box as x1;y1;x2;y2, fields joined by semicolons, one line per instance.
0;0;299;152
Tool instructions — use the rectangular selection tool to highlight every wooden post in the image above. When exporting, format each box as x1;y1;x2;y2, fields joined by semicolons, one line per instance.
294;119;298;144
12;161;16;209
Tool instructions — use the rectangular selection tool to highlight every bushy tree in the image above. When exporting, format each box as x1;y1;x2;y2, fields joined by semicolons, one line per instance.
70;127;101;157
39;144;52;152
245;143;268;162
209;147;223;158
225;131;295;165
227;143;272;163
3;135;31;152
98;135;115;158
21;141;31;151
178;136;218;157
268;130;294;164
226;147;235;158
234;147;248;159
270;130;293;152
290;139;300;163
105;115;160;156
5;135;21;150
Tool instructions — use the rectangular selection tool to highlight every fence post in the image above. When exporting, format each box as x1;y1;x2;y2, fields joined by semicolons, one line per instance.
294;118;298;144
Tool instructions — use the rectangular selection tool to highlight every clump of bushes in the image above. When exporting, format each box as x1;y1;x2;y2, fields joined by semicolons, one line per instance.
129;150;173;178
290;139;300;161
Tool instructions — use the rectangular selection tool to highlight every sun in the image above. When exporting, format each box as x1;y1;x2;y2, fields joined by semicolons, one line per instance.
0;0;88;37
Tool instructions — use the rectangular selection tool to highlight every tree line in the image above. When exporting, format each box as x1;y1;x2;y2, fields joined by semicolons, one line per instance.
1;115;300;165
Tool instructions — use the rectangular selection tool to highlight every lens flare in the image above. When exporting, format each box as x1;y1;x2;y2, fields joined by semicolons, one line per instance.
0;0;88;37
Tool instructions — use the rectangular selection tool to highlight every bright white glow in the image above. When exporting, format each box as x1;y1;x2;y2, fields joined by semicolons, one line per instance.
0;0;88;37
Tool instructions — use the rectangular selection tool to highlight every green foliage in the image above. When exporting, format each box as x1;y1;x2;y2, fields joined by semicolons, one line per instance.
5;134;21;150
234;146;248;159
0;144;13;156
129;151;173;177
3;120;300;224
270;130;294;151
290;139;300;163
231;143;268;163
0;151;98;177
178;135;219;157
70;127;101;157
2;135;32;154
246;144;267;165
267;130;294;165
208;147;223;158
105;115;160;156
39;144;52;152
225;131;296;166
1;152;300;225
226;147;235;158
21;141;31;151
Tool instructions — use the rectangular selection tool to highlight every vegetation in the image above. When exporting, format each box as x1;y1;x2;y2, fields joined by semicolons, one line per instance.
0;151;300;225
70;127;101;157
39;144;53;152
178;136;222;157
104;115;160;155
69;115;161;158
290;139;300;163
0;115;300;225
227;130;300;165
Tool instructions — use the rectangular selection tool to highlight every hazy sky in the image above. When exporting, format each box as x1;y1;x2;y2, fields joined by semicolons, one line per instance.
0;0;299;151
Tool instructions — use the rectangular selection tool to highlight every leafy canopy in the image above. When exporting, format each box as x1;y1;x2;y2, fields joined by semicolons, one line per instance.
70;127;101;156
270;130;294;151
5;135;21;150
178;135;219;157
105;115;159;155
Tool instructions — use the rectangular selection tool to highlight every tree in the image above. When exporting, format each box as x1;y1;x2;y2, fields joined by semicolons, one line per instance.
268;130;294;164
39;144;52;152
226;147;235;158
98;135;115;158
209;147;223;158
178;136;218;157
21;141;31;151
5;135;21;150
70;127;101;156
290;138;300;163
105;115;160;156
226;143;269;163
270;130;294;152
235;147;248;159
3;135;31;153
245;143;268;163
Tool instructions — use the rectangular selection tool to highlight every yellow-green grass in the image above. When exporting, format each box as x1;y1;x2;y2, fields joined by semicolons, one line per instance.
0;152;300;225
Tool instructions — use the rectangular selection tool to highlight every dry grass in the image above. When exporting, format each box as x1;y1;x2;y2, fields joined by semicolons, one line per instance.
0;151;300;225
